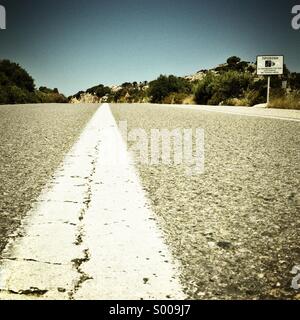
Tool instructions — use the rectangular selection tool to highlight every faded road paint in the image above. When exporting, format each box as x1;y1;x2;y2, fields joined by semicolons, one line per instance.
0;104;185;300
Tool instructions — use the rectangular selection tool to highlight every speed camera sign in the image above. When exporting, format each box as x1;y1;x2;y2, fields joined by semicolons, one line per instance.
257;56;284;75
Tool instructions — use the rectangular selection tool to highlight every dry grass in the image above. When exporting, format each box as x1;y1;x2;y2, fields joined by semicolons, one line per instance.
225;97;250;106
183;95;196;105
269;92;300;110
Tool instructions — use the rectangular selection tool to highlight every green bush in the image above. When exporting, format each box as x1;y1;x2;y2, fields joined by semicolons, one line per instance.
290;73;300;90
195;71;255;105
244;90;265;106
148;75;192;103
194;73;216;105
0;85;9;104
36;90;68;103
6;86;31;104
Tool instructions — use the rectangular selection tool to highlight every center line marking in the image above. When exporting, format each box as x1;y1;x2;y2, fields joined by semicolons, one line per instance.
0;104;185;300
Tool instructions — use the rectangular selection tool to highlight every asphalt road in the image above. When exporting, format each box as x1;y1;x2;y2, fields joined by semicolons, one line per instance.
111;103;300;300
0;104;99;253
0;103;299;300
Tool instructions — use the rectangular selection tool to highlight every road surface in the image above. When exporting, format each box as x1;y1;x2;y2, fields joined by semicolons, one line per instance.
0;103;299;300
0;104;99;253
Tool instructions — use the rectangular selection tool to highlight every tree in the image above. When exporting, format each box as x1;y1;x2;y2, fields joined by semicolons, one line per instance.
227;56;241;66
0;60;35;92
86;84;111;98
121;82;132;88
39;86;53;94
0;60;66;104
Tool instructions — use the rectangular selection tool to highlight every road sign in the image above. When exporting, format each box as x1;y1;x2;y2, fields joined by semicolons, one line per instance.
257;55;284;75
0;5;6;30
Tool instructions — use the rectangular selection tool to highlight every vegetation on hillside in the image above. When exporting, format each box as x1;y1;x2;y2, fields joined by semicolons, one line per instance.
1;57;299;109
0;60;68;105
70;56;300;109
193;56;299;108
69;81;150;104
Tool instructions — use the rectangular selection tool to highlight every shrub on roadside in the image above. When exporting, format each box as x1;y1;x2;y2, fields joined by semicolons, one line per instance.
290;73;300;90
162;92;189;104
148;75;192;103
193;72;215;105
224;97;249;106
268;91;300;110
194;71;254;105
36;90;68;103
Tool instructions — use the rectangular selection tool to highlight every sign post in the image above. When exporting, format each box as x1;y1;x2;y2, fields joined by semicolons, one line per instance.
257;55;284;105
267;76;271;105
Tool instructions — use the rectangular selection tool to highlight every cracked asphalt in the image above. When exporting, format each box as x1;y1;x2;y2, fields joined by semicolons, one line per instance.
0;103;299;300
0;103;99;254
111;103;300;300
0;104;184;300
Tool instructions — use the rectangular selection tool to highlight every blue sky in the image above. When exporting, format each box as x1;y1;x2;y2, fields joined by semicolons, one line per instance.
0;0;299;95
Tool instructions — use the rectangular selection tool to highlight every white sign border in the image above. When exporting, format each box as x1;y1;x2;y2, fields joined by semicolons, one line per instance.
256;55;284;76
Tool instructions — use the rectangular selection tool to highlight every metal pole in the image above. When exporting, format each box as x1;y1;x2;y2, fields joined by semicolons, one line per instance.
267;76;271;105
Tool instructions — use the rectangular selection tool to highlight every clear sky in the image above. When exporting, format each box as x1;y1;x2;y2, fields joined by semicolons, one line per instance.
0;0;299;96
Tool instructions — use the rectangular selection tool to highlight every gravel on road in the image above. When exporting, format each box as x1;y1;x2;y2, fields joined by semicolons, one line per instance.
111;103;300;300
0;104;99;254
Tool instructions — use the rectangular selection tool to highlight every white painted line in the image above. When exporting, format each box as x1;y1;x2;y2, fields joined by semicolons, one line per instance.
159;104;300;122
0;104;185;300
